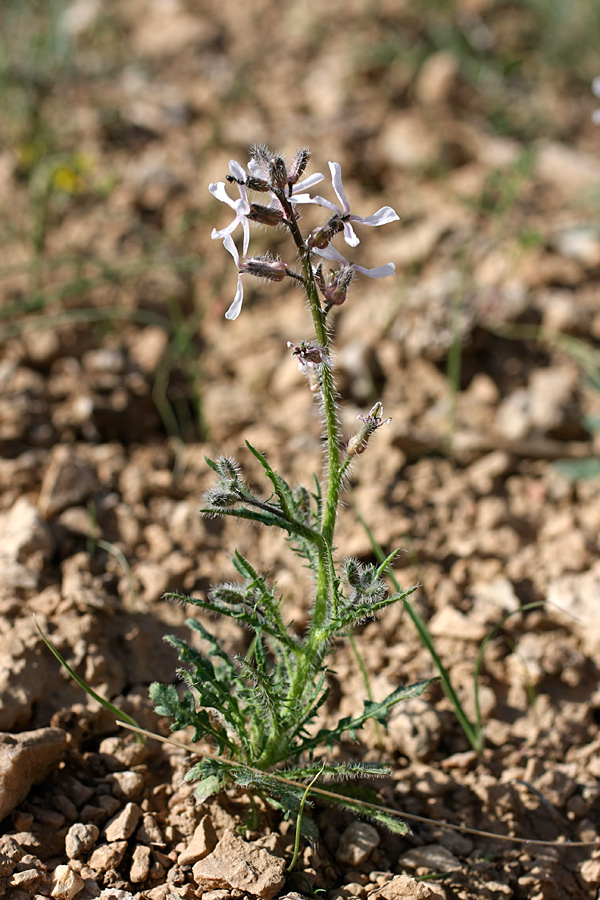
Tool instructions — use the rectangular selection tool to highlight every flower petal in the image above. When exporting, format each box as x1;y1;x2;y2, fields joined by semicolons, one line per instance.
314;244;348;265
225;274;244;320
342;221;360;247
292;172;324;193
229;159;247;182
223;233;240;266
593;77;600;99
209;181;237;209
329;162;350;215
349;206;399;227
353;262;396;278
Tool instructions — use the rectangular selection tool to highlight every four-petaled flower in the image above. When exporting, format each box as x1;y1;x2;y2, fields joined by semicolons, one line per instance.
221;234;287;321
209;161;251;255
305;161;399;248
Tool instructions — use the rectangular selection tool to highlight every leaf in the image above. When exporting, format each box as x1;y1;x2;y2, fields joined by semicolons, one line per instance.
245;440;295;520
299;679;435;754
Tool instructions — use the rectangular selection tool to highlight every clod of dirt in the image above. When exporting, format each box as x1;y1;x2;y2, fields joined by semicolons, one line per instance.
191;827;286;899
337;821;380;866
0;727;67;822
367;873;445;899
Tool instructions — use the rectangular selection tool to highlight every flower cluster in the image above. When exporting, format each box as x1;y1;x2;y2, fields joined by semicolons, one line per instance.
209;147;398;319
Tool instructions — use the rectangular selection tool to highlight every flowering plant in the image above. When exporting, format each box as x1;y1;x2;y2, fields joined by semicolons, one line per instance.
151;146;430;838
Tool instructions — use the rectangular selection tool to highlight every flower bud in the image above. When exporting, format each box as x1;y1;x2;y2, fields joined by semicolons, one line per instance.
269;156;288;191
248;203;285;227
346;402;391;456
242;257;287;282
287;148;310;186
321;266;354;306
307;216;343;250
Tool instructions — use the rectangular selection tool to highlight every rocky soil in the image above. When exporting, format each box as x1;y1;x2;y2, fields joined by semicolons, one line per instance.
2;1;600;898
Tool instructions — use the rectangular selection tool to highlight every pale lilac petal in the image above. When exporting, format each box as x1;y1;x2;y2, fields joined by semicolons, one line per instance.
328;162;350;215
225;275;244;320
223;234;240;266
229;159;246;181
593;77;600;99
209;181;237;210
222;235;244;320
353;262;396;278
349;206;399;227
314;244;348;265
299;193;340;213
292;172;324;193
342;221;360;247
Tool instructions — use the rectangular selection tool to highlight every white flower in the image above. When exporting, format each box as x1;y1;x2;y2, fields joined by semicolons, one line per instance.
304;161;399;247
316;243;396;279
209;161;251;254
593;77;600;125
222;235;245;320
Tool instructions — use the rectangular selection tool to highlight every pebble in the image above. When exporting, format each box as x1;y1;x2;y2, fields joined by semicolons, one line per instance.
88;842;128;873
192;828;286;900
129;844;151;882
0;727;67;822
50;864;85;900
11;867;45;892
399;844;460;873
177;815;217;865
65;824;100;860
337;822;380;867
108;771;145;801
104;803;142;841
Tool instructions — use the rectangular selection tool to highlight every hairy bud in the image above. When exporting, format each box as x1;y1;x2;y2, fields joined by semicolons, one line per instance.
242;257;287;282
248;203;285;227
287;148;310;186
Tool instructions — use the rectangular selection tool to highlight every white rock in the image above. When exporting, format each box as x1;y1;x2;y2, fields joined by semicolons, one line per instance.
50;864;85;900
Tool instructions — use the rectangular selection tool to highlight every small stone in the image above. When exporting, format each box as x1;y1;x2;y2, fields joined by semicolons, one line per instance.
65;824;100;859
192;828;286;900
0;727;67;821
579;857;600;885
399;844;460;873
130;845;151;883
38;446;97;518
143;886;185;900
11;867;45;891
50;864;85;900
136;813;164;846
104;803;142;841
107;771;145;801
337;823;380;867
178;815;217;865
88;842;128;873
367;873;445;899
97;737;149;769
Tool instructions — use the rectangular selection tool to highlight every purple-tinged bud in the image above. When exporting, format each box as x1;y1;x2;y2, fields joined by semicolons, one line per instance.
287;340;330;393
287;148;310;186
307;215;344;250
242;257;287;282
321;266;354;306
269;156;288;191
346;402;391;456
248;203;285;227
287;340;331;369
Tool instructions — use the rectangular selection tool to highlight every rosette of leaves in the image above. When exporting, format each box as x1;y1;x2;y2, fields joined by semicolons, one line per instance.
150;447;431;837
